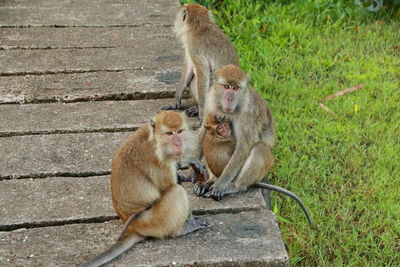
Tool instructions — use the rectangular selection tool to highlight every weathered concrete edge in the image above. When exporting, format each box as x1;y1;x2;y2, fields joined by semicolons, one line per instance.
0;205;265;232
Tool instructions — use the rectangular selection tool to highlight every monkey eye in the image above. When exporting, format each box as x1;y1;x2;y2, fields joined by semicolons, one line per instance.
177;129;183;134
166;131;173;136
233;85;240;90
224;84;230;89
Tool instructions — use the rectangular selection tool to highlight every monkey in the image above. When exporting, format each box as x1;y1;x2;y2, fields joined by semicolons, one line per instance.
194;114;312;225
192;64;276;200
79;111;209;267
194;114;235;193
162;3;239;120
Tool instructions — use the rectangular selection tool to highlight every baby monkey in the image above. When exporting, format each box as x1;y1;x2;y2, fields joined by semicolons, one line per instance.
196;114;312;224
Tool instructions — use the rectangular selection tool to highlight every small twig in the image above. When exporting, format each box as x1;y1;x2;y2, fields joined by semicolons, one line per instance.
319;103;338;118
319;83;364;117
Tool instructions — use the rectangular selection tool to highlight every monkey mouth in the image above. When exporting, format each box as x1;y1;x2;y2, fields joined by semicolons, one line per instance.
216;132;231;139
222;106;235;113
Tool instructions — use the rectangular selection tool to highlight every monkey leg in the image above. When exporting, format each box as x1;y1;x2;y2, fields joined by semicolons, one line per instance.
126;184;189;239
206;142;274;201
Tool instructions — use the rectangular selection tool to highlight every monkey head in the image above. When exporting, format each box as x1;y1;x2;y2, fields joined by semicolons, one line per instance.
204;114;232;140
174;4;213;35
150;111;187;160
211;64;248;114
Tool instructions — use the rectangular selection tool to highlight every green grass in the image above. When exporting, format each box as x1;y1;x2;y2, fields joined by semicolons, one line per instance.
186;0;400;265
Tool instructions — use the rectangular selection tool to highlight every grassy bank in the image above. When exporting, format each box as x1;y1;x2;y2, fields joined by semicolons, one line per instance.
189;0;400;265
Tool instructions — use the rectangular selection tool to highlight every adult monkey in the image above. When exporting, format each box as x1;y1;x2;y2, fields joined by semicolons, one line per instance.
80;111;209;267
197;114;313;225
163;3;239;120
194;64;275;200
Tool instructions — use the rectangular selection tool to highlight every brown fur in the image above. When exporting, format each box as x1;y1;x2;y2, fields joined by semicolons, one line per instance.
203;114;235;178
111;111;189;238
173;4;239;119
81;111;199;267
194;65;275;199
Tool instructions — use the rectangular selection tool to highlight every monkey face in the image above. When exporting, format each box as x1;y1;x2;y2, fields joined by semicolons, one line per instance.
164;129;184;157
151;111;187;159
213;65;248;114
216;83;241;113
216;122;232;139
204;114;232;140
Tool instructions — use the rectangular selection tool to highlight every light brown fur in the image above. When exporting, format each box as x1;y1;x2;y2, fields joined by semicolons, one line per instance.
111;112;189;237
203;114;235;178
194;65;275;200
173;4;239;119
81;111;208;267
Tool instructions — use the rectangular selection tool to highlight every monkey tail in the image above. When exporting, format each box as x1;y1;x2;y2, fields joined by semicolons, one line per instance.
254;182;313;225
79;233;145;267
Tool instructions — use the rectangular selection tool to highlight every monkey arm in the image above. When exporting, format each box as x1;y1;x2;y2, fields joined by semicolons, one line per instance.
193;127;206;160
211;142;251;191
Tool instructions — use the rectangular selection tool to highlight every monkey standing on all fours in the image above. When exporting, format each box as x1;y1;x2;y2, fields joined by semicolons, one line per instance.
163;3;239;120
197;114;313;225
79;111;209;267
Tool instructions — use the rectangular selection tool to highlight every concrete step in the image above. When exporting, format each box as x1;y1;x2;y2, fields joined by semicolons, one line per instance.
0;210;289;267
0;69;181;104
0;99;185;136
0;26;176;50
0;131;129;179
0;46;180;76
0;177;266;231
0;0;179;27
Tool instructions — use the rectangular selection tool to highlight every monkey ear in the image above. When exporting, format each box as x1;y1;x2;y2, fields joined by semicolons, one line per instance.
150;119;156;133
182;9;188;21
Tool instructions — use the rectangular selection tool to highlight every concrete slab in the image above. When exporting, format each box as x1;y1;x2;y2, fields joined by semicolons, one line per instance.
0;46;181;76
0;26;176;50
0;99;187;136
0;132;131;179
0;0;179;27
0;68;181;104
0;176;266;230
0;211;289;266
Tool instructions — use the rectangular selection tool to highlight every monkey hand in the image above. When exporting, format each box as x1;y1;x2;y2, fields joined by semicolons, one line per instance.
189;161;207;183
193;182;213;196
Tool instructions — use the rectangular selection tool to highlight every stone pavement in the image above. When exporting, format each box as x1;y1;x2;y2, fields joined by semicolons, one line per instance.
0;0;289;266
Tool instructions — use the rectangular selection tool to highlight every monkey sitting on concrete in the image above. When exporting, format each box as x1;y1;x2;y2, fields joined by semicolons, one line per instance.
194;109;312;225
80;111;210;267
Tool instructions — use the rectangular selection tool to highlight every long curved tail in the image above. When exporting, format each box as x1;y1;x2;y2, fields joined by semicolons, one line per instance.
254;182;313;225
79;233;145;267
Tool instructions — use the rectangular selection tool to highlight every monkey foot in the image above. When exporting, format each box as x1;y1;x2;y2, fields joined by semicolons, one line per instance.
177;173;193;183
203;185;226;201
185;105;198;117
178;216;210;236
194;182;213;196
161;104;179;111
